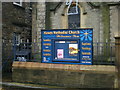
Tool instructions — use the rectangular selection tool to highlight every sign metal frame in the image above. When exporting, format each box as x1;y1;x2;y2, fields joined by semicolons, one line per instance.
41;29;93;65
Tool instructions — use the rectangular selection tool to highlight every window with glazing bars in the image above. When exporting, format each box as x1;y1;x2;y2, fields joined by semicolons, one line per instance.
68;6;80;29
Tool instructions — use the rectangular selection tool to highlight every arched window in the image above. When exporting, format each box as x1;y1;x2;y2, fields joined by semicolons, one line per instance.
68;6;80;29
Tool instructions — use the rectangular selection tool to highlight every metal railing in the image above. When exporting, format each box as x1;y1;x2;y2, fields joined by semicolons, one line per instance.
12;42;115;65
93;42;115;65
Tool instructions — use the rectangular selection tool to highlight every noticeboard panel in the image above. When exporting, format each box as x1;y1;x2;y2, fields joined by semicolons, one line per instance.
41;29;93;65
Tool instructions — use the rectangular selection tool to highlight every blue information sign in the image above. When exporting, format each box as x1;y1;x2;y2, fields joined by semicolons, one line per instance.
41;29;93;65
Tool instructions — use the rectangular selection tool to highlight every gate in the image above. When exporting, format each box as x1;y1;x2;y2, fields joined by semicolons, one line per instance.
13;33;31;61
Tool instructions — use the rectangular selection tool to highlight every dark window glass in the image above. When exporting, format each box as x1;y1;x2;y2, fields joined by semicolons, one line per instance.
30;2;32;9
15;2;21;4
68;6;80;29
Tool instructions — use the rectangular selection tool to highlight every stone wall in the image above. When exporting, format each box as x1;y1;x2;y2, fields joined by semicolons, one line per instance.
115;37;120;88
119;6;120;36
0;1;2;85
0;1;2;64
110;6;119;42
32;2;45;61
32;2;120;57
32;2;120;62
35;2;119;43
2;2;32;71
12;62;116;88
49;2;102;42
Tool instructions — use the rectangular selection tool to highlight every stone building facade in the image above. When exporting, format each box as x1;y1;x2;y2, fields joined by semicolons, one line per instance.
2;2;32;71
32;2;120;61
32;2;45;61
10;2;120;88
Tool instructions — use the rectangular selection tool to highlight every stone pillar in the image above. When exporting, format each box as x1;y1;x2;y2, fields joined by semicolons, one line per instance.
101;3;110;43
101;3;110;59
32;2;46;62
115;36;120;89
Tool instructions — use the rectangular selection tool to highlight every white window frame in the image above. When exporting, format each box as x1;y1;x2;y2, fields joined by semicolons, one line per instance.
15;34;21;46
13;0;23;7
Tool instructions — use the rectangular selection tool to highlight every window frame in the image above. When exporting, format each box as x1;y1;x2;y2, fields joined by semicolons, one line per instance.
29;2;32;10
68;5;80;29
13;0;23;7
14;33;21;46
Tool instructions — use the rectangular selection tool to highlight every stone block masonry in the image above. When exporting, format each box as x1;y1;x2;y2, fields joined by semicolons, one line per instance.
32;2;45;62
2;2;32;72
0;1;2;63
115;36;120;89
0;1;2;86
12;62;116;88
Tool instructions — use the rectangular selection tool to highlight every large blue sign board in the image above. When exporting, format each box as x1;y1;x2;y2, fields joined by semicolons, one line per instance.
41;29;93;65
